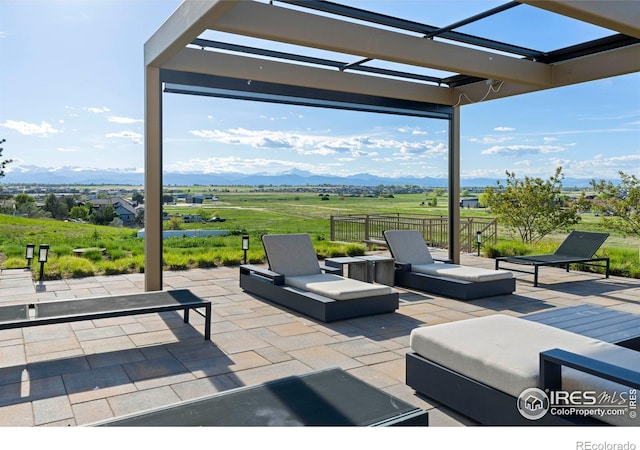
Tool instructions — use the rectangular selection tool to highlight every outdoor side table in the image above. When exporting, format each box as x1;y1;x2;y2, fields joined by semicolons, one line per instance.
357;255;396;286
324;257;368;282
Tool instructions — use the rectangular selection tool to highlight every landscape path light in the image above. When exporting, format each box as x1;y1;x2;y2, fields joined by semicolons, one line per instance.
242;235;250;264
476;231;482;257
38;244;49;281
25;243;35;269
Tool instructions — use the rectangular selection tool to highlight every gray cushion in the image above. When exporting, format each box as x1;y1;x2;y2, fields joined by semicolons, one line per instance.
262;234;322;277
410;314;640;426
286;273;395;300
411;263;513;282
384;230;434;265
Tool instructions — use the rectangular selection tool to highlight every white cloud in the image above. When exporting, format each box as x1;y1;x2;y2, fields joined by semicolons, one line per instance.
107;116;143;124
106;131;142;144
470;136;514;144
494;126;515;131
189;127;449;162
0;120;61;137
481;144;565;156
86;106;110;114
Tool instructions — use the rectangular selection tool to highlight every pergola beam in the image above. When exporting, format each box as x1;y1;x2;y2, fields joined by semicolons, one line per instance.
209;1;553;88
521;0;640;39
164;48;455;106
144;0;236;67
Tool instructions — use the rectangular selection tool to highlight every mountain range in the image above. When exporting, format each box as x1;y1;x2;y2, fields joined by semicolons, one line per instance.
1;164;597;188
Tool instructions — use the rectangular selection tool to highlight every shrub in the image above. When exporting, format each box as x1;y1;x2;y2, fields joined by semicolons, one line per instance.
55;256;96;278
79;249;104;262
345;243;366;257
1;256;28;270
101;259;135;275
483;240;530;258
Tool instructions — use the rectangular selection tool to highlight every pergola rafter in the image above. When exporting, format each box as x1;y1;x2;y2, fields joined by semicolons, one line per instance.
144;0;640;291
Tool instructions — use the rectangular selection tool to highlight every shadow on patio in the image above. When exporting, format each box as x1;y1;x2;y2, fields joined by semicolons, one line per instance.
0;255;639;426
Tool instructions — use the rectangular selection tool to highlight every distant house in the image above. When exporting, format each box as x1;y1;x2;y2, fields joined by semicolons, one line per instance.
189;195;204;204
89;197;138;226
460;198;480;208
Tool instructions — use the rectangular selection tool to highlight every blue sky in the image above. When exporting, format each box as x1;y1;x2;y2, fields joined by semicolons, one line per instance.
1;0;638;184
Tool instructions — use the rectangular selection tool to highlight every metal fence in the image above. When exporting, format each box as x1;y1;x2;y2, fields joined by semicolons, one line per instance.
330;213;498;253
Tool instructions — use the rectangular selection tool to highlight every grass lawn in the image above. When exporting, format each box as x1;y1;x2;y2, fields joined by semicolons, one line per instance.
1;190;637;279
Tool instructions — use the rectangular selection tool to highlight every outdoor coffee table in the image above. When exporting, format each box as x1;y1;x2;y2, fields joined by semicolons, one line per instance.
524;304;640;350
356;255;396;286
91;367;428;426
324;257;368;282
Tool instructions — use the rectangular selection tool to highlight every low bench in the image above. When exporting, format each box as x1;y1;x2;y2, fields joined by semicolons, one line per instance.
406;314;640;426
363;239;387;249
90;367;428;426
0;289;211;340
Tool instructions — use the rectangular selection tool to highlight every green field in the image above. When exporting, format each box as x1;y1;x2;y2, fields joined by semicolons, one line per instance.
1;189;638;280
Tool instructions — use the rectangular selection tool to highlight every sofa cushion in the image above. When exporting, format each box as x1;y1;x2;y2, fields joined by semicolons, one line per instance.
411;263;513;282
410;314;640;426
384;230;434;265
286;273;395;300
262;234;322;277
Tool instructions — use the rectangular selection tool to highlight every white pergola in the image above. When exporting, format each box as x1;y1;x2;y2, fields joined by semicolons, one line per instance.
143;0;640;291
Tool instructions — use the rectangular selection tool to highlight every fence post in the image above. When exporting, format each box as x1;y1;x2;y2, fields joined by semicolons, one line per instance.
330;215;335;241
364;215;370;241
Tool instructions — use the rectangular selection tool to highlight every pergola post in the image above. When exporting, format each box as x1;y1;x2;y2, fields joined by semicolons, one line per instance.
144;66;163;291
448;106;461;263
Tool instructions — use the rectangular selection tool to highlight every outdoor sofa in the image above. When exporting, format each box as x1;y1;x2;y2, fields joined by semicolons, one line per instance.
383;230;515;300
406;314;640;426
239;233;399;322
495;231;610;286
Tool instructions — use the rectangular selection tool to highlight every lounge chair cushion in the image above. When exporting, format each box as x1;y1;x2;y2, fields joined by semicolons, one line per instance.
383;230;434;265
410;314;640;426
411;263;513;282
263;234;322;277
286;273;394;300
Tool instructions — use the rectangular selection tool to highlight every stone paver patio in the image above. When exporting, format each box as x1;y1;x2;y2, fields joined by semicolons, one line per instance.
1;251;638;427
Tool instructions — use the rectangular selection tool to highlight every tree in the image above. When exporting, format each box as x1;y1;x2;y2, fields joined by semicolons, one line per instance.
70;205;90;221
132;192;144;204
134;208;145;227
590;171;640;237
166;216;183;230
43;193;69;220
13;193;46;218
482;167;584;244
89;204;117;225
0;138;12;179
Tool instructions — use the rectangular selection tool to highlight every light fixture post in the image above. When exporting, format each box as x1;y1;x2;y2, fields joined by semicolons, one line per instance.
25;243;35;269
242;235;250;264
38;244;49;281
476;231;482;257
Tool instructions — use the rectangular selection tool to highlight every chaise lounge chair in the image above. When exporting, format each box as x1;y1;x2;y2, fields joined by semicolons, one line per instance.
494;231;610;287
239;233;399;322
406;314;640;426
383;230;515;300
